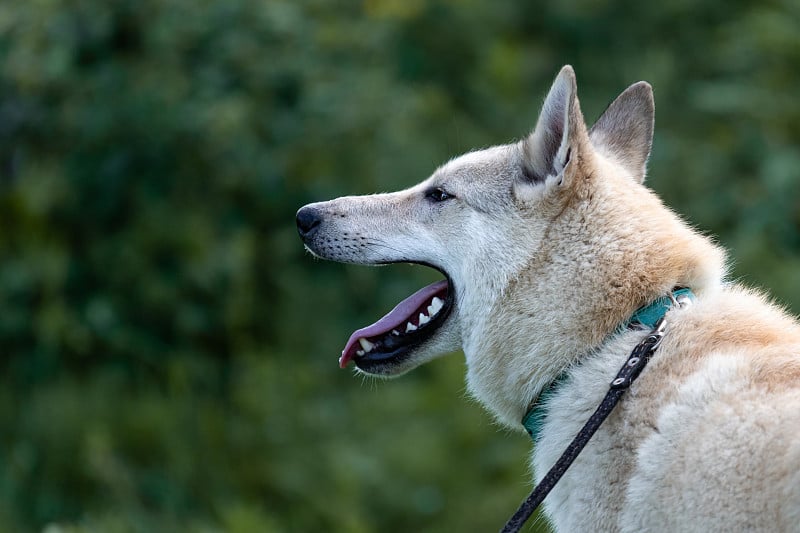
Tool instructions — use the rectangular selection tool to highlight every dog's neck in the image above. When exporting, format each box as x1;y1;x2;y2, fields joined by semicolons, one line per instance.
461;173;725;428
521;287;694;441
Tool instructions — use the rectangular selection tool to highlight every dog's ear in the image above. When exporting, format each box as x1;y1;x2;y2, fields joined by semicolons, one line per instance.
522;65;586;185
589;81;654;184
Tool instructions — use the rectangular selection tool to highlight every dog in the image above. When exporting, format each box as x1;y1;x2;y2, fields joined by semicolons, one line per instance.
296;66;800;532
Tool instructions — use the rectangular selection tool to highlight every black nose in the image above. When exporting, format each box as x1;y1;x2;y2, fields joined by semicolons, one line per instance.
296;206;322;239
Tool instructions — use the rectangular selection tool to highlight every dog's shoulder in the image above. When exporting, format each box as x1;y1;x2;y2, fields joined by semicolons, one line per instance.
670;284;800;387
618;285;800;531
537;283;800;531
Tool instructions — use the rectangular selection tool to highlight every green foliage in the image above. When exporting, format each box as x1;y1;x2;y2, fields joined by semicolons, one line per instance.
0;0;798;531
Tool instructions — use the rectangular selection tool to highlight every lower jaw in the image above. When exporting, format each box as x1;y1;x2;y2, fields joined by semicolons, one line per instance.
353;347;413;374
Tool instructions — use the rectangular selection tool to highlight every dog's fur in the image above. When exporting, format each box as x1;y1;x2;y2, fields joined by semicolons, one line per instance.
298;66;800;531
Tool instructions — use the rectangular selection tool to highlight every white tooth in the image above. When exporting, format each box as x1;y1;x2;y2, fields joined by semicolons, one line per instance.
356;350;365;356
418;313;430;325
429;297;443;316
358;338;375;352
405;322;417;332
391;329;400;336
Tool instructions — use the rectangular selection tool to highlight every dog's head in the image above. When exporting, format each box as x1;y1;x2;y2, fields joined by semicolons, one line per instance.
297;66;718;403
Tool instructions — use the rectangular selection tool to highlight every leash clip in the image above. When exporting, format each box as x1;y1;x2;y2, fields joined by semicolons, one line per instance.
610;317;666;390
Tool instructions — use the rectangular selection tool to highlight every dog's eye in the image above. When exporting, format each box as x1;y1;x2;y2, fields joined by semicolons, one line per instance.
426;187;453;202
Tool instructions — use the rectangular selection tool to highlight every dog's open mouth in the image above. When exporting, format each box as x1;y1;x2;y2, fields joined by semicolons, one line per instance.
340;276;454;370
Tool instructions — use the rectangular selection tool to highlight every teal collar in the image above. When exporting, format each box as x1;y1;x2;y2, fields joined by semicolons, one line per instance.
522;288;695;442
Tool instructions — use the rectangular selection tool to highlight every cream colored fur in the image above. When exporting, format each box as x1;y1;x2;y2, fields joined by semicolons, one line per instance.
298;66;800;531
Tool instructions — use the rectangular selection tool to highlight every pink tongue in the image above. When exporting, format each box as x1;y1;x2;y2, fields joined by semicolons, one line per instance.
340;280;448;368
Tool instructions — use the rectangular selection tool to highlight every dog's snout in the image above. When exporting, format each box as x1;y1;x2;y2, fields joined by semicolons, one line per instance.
296;205;322;240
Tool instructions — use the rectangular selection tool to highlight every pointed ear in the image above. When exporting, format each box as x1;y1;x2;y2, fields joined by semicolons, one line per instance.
589;81;654;184
522;65;585;183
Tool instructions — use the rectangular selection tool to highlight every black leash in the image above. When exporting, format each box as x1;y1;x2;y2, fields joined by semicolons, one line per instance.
500;317;668;533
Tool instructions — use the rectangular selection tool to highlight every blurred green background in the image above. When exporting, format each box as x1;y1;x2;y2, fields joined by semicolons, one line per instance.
1;0;799;531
